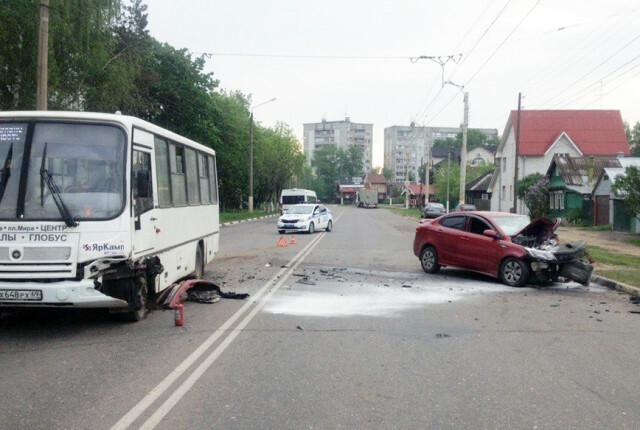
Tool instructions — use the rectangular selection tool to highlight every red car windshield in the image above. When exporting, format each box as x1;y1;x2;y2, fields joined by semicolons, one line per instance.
489;215;531;236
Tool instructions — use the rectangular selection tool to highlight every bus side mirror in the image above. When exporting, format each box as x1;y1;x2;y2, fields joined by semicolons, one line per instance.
137;170;151;198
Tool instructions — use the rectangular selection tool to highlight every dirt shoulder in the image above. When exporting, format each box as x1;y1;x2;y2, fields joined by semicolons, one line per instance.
556;226;640;257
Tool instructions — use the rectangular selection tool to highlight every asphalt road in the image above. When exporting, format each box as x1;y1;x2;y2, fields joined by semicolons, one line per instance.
1;205;639;429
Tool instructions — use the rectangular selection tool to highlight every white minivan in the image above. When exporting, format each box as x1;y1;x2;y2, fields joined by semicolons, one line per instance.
280;188;317;213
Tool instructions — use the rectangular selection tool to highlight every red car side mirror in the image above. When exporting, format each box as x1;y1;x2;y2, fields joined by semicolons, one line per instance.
483;229;500;239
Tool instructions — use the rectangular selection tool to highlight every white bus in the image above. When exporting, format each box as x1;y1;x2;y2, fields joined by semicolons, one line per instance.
0;111;219;321
279;188;317;213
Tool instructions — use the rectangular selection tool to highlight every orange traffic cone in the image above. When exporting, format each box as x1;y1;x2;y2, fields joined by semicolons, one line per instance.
290;235;297;245
277;236;288;247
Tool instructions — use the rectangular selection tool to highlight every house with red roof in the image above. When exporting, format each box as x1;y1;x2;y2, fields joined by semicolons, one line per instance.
488;110;630;213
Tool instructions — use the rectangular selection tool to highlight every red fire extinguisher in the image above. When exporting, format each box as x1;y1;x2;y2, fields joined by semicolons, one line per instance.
174;303;184;326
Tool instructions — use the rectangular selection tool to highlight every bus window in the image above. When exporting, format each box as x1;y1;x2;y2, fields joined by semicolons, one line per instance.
24;122;125;220
132;151;153;216
155;137;171;207
198;153;211;204
208;156;218;204
169;143;186;206
0;123;27;219
185;148;199;205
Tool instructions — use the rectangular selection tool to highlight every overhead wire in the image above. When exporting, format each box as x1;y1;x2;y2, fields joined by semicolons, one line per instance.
421;0;540;126
466;0;541;86
471;0;640;125
538;31;640;108
412;0;499;125
414;0;514;126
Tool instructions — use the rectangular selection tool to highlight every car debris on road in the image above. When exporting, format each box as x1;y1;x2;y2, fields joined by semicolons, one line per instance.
157;279;250;310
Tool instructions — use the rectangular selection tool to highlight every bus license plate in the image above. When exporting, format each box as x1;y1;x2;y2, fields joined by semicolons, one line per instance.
0;289;43;301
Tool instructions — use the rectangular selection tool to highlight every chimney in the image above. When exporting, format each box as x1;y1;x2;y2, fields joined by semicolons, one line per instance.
617;152;625;158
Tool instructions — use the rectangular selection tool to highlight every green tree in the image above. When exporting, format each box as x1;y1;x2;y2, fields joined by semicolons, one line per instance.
612;166;640;216
254;122;305;204
432;163;494;208
433;163;460;208
343;145;364;177
382;167;394;181
433;130;499;151
518;173;549;218
311;145;343;201
0;0;121;110
208;90;251;210
627;121;640;156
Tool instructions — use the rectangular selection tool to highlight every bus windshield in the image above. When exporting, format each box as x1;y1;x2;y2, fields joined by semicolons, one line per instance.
0;122;126;221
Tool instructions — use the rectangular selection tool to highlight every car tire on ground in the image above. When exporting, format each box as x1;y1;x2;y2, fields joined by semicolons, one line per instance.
278;230;284;234
499;257;529;287
420;245;441;274
325;220;332;232
308;222;315;234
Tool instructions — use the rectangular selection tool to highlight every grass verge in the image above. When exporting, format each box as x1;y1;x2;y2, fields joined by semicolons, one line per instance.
588;245;640;288
220;210;277;224
383;206;421;220
626;238;640;248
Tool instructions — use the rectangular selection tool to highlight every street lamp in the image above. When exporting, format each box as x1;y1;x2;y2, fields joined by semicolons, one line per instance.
249;97;276;212
444;80;468;205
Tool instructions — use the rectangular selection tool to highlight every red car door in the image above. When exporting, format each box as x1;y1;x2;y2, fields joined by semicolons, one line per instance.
432;214;467;265
458;215;503;275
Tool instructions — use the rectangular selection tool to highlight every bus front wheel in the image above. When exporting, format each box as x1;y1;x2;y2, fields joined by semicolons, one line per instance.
112;276;148;322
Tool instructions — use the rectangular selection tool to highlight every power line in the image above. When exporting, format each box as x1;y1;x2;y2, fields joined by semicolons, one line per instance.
447;0;513;82
538;31;640;108
466;0;542;85
413;0;513;126
203;52;415;60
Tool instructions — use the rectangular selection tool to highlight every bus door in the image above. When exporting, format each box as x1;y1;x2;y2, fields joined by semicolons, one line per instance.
132;148;157;258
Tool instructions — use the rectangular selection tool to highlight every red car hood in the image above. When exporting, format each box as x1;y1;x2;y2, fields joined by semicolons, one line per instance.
511;217;560;242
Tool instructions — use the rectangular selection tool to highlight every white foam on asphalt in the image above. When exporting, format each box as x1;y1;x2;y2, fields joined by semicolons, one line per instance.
263;282;514;318
263;278;607;318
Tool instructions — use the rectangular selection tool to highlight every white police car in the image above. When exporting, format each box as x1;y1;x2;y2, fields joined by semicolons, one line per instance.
277;204;333;234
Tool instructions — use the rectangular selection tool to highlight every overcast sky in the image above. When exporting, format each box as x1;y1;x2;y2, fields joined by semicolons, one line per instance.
146;0;640;167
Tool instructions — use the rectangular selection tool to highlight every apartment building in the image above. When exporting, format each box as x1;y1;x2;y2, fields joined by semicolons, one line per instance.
384;124;498;182
303;117;373;173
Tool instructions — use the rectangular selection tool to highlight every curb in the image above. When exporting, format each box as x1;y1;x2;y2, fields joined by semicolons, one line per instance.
221;213;279;227
592;275;640;298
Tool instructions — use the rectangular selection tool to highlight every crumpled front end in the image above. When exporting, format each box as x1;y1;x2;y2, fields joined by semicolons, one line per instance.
524;240;594;286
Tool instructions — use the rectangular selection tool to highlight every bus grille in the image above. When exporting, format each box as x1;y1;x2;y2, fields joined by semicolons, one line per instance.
0;246;75;278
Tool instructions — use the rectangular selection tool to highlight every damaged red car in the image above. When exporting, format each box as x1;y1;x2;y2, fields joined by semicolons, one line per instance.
413;211;594;287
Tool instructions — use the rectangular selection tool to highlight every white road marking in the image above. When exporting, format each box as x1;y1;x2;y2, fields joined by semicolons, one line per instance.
111;211;343;430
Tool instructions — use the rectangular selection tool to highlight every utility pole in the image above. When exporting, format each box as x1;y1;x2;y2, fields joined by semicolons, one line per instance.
446;150;451;212
248;111;255;212
512;92;522;213
36;0;50;110
444;80;468;206
424;126;430;206
459;91;469;205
